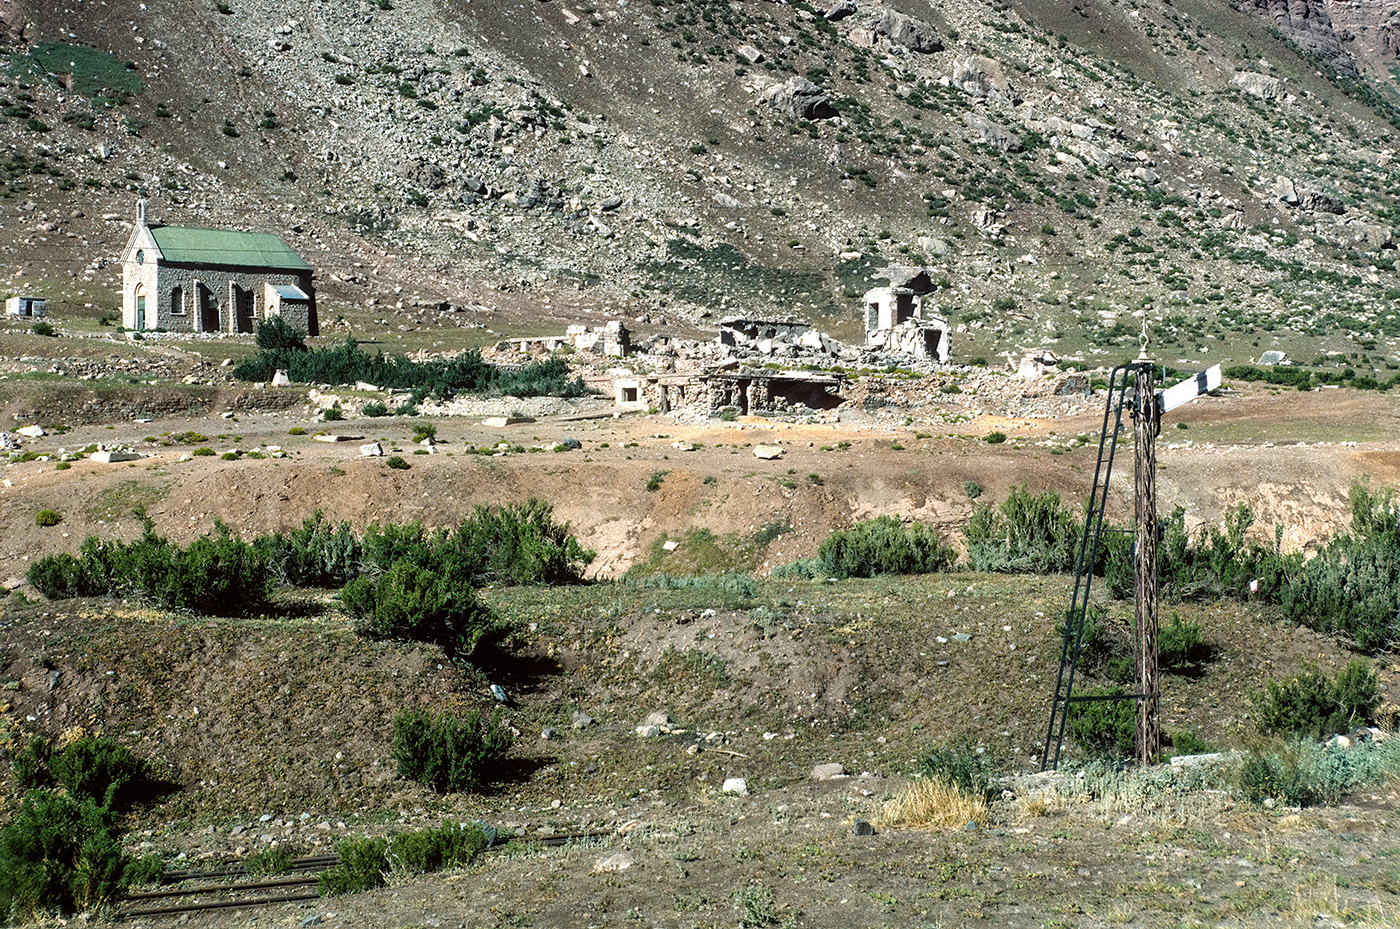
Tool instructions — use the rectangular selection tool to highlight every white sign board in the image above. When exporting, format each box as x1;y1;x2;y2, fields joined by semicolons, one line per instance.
1157;364;1221;414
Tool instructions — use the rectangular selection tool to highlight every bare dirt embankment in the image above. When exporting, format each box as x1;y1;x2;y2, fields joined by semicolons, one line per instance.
1;372;1399;928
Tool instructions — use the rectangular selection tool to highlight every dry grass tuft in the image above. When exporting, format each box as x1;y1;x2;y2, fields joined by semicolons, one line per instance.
1288;880;1400;927
878;778;988;831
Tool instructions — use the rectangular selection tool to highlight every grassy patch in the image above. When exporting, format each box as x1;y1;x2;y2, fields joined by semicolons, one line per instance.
83;479;170;523
24;43;145;98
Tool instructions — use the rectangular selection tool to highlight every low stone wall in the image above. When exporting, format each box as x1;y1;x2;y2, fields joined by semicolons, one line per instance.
7;385;306;425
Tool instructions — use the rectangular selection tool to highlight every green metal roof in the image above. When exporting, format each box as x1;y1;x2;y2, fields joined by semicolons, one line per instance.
148;226;311;270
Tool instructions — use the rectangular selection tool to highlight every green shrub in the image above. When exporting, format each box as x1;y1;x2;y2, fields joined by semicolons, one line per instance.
1054;606;1122;675
964;485;1077;574
30;322;55;337
984;431;1007;444
136;531;272;616
1158;613;1206;672
1171;730;1215;756
391;707;514;792
1067;687;1137;759
49;737;149;809
918;739;1002;803
389;821;490;873
342;561;512;658
323;407;344;422
385;456;409;470
10;737;51;789
243;846;295;876
411;424;436;443
27;524;272;616
362;401;389;417
1281;484;1400;652
646;471;667;492
256;511;361;588
232;334;585;402
1237;743;1313;806
192;447;216;456
1255;660;1378;740
0;790;159;918
433;500;596;587
34;509;61;527
288;426;307;436
1101;504;1300;605
318;836;389;896
814;516;956;579
27;552;101;599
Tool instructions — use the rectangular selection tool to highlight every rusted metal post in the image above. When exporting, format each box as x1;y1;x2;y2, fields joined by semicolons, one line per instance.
1133;362;1161;766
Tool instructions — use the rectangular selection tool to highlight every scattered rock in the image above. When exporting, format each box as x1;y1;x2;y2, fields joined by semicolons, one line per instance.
753;444;785;460
359;442;384;457
91;450;141;463
853;819;875;836
593;852;634;873
722;777;749;796
812;763;849;780
572;710;596;729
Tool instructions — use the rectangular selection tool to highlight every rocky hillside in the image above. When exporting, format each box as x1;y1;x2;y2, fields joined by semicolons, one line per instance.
1;0;1399;367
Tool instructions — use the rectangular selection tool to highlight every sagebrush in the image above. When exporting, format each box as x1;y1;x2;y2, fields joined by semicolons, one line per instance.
391;707;514;793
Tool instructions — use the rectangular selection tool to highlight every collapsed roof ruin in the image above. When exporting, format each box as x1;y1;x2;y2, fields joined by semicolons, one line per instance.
862;267;950;363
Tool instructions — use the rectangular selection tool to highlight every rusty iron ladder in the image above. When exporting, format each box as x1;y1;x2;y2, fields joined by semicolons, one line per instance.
1040;362;1136;772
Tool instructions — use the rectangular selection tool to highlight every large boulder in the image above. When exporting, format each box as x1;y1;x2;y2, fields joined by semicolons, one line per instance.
824;0;856;21
951;55;1014;101
883;266;934;293
863;8;942;53
963;113;1022;153
760;77;837;119
1231;71;1285;102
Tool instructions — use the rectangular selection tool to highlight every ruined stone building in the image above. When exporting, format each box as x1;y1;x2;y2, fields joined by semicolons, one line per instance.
500;320;630;357
121;201;318;336
864;267;950;362
609;367;844;415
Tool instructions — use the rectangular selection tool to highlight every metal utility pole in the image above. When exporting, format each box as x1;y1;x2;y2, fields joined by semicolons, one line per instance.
1041;344;1220;772
1131;359;1161;766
